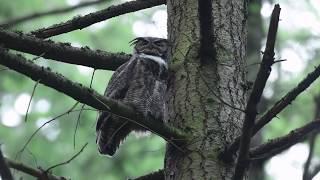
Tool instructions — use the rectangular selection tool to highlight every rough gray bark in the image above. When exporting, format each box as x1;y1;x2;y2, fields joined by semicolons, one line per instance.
165;0;248;179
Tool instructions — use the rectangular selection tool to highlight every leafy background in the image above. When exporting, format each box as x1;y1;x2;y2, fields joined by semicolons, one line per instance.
0;0;319;180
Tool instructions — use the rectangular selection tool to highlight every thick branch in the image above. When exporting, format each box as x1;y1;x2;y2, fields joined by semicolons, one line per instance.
233;4;280;180
131;169;164;180
0;49;186;145
0;28;129;70
0;149;13;180
0;0;108;28
5;158;64;180
30;0;166;38
198;0;215;64
249;120;320;159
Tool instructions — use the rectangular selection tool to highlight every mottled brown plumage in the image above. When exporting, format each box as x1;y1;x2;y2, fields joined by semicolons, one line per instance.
96;37;169;156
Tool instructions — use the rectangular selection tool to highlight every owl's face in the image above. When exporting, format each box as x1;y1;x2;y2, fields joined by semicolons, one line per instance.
130;37;169;59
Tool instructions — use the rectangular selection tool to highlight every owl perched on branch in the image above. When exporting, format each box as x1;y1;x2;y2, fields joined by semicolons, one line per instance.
96;37;170;156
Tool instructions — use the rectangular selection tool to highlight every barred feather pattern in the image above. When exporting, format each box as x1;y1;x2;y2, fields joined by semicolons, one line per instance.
96;37;169;156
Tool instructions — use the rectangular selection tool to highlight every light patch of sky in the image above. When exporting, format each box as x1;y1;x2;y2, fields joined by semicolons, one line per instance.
36;117;61;141
133;10;167;38
88;21;108;32
1;106;21;127
77;65;93;75
71;42;82;48
35;99;51;113
280;48;306;76
66;0;80;6
265;143;309;180
14;93;32;115
262;85;274;99
262;1;320;36
261;2;320;75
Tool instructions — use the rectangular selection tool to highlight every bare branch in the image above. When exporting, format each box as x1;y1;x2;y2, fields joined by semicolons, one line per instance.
5;158;65;180
0;0;109;28
0;49;187;146
249;120;320;160
74;70;96;148
253;65;320;140
233;4;281;180
131;169;164;180
0;148;13;180
224;62;320;160
45;143;88;173
25;80;39;122
0;29;129;70
30;0;166;38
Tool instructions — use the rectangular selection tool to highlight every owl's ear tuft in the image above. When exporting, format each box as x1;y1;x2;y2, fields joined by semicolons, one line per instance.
129;37;144;46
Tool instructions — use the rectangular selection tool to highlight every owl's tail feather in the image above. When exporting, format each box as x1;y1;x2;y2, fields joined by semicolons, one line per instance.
96;112;132;156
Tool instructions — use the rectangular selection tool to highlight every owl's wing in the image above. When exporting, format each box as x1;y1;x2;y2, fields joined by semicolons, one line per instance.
96;59;137;131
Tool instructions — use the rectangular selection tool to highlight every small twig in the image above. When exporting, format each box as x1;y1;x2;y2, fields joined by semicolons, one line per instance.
0;148;13;180
273;59;286;64
18;102;79;155
73;69;96;148
249;120;320;159
30;0;166;38
45;142;88;173
302;132;317;180
233;4;281;180
0;0;108;27
6;158;64;180
25;80;40;122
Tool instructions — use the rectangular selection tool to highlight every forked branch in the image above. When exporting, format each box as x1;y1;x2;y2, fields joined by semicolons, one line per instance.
233;4;281;180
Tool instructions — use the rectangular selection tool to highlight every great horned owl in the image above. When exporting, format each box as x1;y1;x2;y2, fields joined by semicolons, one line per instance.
96;37;170;156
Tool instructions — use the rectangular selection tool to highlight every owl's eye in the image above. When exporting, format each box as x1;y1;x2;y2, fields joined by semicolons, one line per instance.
140;39;149;45
154;40;165;47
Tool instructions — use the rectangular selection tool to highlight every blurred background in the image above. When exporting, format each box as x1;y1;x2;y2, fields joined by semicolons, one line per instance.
0;0;319;179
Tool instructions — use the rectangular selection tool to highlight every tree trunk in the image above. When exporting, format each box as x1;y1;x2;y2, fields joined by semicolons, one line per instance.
165;0;248;179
